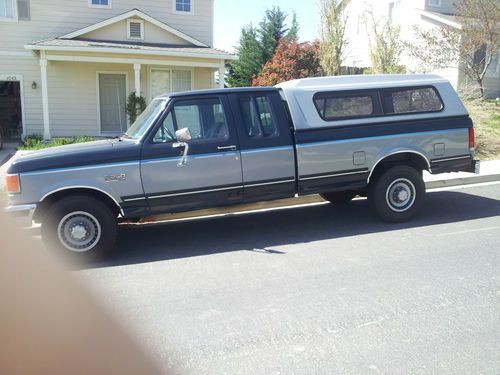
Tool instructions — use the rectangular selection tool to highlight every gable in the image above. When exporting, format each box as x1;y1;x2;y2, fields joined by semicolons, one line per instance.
81;19;192;45
59;9;207;47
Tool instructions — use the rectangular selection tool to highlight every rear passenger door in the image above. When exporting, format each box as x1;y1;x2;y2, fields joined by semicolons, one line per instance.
229;91;296;203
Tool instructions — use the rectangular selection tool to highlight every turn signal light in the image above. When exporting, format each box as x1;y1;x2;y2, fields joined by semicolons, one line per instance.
469;127;475;150
6;174;21;194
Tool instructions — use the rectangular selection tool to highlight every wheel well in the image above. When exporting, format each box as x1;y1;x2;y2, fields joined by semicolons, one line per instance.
369;152;429;184
33;188;121;222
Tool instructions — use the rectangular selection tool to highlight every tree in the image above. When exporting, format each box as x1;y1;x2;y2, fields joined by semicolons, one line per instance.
409;0;500;97
252;38;321;86
368;12;405;73
227;26;263;87
287;12;299;40
318;0;350;76
259;6;289;63
228;6;300;87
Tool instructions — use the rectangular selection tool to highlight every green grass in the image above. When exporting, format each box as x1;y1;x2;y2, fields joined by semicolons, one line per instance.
465;99;500;160
18;135;97;151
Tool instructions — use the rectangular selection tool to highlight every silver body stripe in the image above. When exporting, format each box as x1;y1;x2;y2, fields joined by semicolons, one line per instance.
431;155;471;163
149;185;243;200
299;170;368;181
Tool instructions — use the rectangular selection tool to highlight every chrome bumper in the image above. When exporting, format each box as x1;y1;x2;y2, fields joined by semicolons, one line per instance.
4;204;36;226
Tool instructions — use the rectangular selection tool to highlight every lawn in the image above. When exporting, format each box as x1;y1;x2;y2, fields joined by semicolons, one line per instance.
466;99;500;160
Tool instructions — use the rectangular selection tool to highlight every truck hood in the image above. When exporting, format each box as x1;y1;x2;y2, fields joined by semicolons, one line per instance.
8;139;142;174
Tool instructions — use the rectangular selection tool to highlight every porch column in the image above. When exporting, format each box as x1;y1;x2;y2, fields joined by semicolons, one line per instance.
40;53;51;140
133;63;141;96
219;61;225;88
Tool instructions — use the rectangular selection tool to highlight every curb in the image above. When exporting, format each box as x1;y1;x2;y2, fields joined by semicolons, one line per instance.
136;173;500;225
425;173;500;189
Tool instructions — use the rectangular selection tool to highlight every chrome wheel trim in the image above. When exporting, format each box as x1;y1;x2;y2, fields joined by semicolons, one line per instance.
57;211;101;253
385;178;416;213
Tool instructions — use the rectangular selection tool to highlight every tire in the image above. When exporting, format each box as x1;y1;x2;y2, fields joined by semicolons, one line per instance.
320;190;356;205
41;195;117;261
368;165;425;223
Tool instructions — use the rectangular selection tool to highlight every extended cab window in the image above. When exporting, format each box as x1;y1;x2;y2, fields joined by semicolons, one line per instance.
313;93;379;121
384;87;443;114
239;95;279;138
154;98;229;143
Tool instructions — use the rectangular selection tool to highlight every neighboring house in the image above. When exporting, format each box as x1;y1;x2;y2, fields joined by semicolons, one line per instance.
344;0;500;98
0;0;236;139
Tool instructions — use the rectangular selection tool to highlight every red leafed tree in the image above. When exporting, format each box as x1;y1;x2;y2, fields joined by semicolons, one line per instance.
252;38;322;86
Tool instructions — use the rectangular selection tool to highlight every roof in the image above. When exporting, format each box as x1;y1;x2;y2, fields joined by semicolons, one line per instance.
26;38;236;60
276;74;449;91
418;9;461;29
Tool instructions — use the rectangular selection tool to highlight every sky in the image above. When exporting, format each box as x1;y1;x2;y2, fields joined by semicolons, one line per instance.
213;0;321;53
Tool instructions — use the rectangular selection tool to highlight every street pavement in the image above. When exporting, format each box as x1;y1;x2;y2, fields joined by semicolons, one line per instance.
68;183;500;374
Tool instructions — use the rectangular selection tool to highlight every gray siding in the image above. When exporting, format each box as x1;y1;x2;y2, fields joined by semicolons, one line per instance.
0;0;213;51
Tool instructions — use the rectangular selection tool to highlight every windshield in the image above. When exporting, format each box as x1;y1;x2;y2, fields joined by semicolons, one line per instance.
124;99;167;140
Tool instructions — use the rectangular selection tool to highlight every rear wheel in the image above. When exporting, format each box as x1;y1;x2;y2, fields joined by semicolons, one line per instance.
368;165;425;222
41;195;117;261
320;190;356;205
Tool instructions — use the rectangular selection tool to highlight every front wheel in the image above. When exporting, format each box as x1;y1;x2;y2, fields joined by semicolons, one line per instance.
41;195;117;260
368;166;425;223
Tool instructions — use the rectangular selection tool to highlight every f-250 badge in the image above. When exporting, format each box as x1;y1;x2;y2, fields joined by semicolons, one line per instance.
105;174;126;182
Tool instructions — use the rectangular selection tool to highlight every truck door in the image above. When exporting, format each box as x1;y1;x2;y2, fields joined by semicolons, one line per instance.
141;95;243;214
228;91;296;203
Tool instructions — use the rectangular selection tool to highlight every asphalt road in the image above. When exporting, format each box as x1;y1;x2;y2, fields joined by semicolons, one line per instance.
74;183;500;374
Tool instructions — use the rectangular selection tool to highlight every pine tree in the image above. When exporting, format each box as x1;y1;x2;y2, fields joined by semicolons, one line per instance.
259;7;289;63
287;12;299;41
227;26;263;87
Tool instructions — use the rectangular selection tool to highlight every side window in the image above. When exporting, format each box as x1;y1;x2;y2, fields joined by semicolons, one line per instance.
238;95;279;138
153;98;229;143
314;94;376;121
385;87;443;114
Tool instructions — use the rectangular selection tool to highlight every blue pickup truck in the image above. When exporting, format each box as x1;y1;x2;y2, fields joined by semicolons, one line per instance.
5;74;478;259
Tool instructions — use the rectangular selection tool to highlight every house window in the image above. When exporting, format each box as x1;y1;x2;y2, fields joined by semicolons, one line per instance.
0;0;15;20
174;0;193;14
428;0;441;7
88;0;112;9
486;51;500;78
150;68;192;99
388;1;401;22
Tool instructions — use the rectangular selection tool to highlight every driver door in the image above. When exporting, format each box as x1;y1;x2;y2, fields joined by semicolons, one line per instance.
140;95;243;214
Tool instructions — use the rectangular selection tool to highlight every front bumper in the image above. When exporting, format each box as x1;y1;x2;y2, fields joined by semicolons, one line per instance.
4;204;36;226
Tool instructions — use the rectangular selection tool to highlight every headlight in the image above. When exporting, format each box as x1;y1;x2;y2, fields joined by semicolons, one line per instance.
6;174;21;194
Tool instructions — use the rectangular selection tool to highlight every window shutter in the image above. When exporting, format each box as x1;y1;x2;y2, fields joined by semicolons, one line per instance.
17;0;30;20
128;21;143;39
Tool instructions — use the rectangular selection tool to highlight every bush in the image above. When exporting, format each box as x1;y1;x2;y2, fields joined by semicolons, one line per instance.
19;135;97;151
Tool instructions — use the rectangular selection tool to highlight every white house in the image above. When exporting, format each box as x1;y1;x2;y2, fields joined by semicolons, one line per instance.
344;0;500;97
0;0;236;139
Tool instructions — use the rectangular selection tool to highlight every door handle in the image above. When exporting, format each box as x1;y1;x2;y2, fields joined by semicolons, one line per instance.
217;145;237;151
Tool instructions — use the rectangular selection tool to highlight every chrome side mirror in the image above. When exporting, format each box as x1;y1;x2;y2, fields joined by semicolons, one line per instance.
175;128;192;143
173;127;192;167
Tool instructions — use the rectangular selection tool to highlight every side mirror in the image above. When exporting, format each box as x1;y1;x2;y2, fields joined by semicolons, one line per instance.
173;128;192;167
175;128;192;143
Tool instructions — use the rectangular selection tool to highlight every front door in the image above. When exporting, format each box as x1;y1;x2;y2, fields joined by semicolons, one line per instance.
141;95;243;214
99;73;127;133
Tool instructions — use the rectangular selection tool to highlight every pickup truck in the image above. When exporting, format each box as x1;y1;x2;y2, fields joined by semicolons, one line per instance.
5;74;478;259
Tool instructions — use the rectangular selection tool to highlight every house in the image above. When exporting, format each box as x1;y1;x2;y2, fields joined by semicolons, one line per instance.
0;0;236;139
343;0;500;98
